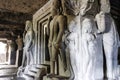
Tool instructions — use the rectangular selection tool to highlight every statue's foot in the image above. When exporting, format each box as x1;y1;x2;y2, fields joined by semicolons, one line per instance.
47;73;57;78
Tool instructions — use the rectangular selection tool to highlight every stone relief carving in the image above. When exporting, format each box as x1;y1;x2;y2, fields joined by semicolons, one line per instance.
17;21;34;77
22;20;34;66
102;14;119;79
16;35;24;51
16;35;24;66
16;0;119;79
81;17;103;80
62;0;119;80
61;0;81;16
17;21;47;80
47;0;67;76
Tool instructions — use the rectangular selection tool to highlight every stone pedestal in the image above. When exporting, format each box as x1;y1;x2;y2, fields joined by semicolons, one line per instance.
17;64;47;80
47;74;69;80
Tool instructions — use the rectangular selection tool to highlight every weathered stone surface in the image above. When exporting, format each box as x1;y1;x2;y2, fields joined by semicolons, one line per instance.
0;65;17;80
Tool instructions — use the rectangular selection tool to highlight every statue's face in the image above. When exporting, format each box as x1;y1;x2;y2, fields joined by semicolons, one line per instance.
25;21;32;31
51;8;58;17
51;0;61;17
25;23;29;31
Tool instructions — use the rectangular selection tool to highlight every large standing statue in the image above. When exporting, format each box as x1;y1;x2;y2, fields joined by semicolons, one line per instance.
22;20;34;67
16;35;23;51
80;0;119;79
47;0;67;75
96;12;119;79
81;17;103;80
61;0;119;79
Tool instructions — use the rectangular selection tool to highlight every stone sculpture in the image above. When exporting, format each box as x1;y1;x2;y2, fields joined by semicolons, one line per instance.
16;35;23;51
96;12;119;79
61;0;80;16
80;0;110;16
62;0;119;80
81;17;103;80
47;0;67;75
17;20;35;78
22;20;34;67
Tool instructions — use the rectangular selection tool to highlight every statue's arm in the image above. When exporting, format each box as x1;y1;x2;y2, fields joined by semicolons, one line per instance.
23;31;26;43
55;16;67;44
47;16;52;36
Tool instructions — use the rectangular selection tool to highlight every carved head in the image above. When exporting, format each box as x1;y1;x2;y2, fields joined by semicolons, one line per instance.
25;20;32;31
61;0;81;15
51;0;62;17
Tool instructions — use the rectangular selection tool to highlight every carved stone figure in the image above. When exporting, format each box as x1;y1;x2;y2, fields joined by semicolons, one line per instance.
16;35;23;51
47;0;67;75
80;0;110;16
81;17;103;80
61;0;80;16
79;0;119;79
22;20;34;67
62;0;112;80
96;12;119;79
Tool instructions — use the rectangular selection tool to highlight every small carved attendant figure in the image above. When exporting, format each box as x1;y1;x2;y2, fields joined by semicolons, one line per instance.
16;35;23;51
96;12;119;79
47;0;67;75
81;17;104;80
22;21;34;67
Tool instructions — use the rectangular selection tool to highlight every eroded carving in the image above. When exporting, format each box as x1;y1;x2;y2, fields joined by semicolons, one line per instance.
22;20;34;66
16;35;23;51
47;0;67;76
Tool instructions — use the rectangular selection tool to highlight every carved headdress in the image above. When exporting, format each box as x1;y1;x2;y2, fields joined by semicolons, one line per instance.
61;0;81;15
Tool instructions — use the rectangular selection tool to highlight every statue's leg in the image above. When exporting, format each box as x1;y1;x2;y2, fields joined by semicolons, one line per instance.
29;51;33;65
26;52;29;65
21;50;26;66
103;43;113;79
83;41;90;76
50;45;58;74
113;46;118;79
69;42;78;80
50;61;55;74
48;45;54;74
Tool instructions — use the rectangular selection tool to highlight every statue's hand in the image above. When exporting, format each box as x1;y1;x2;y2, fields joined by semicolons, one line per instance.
54;42;60;49
48;41;52;47
87;34;95;41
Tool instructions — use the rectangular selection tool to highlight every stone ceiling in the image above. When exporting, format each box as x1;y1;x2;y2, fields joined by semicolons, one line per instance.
0;0;49;39
0;0;119;40
0;0;49;14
